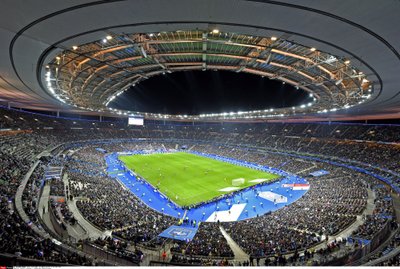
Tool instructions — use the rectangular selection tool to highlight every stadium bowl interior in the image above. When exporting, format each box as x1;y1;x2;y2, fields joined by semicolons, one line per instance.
0;0;400;267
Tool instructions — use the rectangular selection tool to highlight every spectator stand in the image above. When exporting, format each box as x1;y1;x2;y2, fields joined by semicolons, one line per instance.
1;105;400;266
13;149;131;265
13;160;98;265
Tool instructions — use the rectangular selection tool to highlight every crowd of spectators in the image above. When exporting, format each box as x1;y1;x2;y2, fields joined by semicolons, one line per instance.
0;150;93;264
171;222;233;257
378;252;400;266
91;236;143;262
0;106;399;265
203;146;379;258
21;165;44;223
49;178;65;196
169;254;233;266
367;227;400;265
351;187;394;241
67;167;175;244
49;198;77;226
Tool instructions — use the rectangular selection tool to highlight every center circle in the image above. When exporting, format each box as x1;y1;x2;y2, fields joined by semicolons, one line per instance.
110;70;312;115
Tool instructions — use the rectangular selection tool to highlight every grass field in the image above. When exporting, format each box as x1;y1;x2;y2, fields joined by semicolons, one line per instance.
118;152;279;207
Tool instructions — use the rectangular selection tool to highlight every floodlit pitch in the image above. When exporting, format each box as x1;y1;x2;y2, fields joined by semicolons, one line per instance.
118;152;279;207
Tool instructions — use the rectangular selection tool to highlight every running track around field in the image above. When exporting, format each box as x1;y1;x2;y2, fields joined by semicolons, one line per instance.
105;151;309;222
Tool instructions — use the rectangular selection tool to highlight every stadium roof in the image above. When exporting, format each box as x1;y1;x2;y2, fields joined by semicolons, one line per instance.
0;0;399;121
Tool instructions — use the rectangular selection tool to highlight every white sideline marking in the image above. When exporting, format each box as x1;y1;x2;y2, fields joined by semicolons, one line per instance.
219;187;240;192
259;191;287;203
249;178;269;183
206;204;246;222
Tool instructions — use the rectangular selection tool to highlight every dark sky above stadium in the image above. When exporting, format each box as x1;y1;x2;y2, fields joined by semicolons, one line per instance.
110;70;312;115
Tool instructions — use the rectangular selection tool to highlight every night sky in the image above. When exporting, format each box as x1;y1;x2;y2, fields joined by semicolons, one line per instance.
110;70;312;115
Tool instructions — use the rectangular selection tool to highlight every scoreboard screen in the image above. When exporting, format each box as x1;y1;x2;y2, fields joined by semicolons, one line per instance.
128;117;144;126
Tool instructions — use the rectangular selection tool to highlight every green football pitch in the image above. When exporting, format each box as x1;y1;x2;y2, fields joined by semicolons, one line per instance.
118;152;279;207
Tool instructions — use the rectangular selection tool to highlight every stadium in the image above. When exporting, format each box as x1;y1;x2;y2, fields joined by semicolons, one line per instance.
0;1;399;267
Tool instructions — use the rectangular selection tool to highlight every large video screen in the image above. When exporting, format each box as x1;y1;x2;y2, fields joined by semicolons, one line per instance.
128;117;144;126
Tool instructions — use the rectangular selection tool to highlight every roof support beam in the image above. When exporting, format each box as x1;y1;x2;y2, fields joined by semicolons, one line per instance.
202;32;207;70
